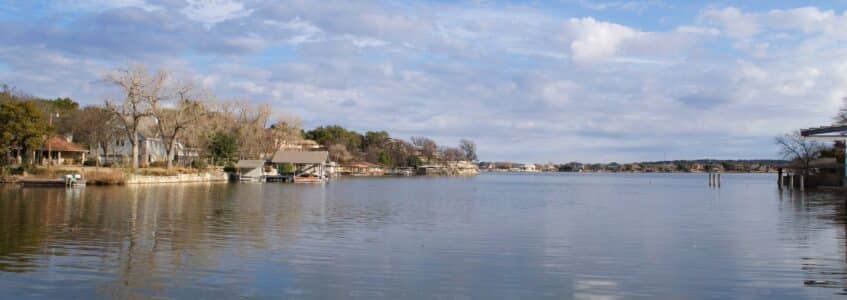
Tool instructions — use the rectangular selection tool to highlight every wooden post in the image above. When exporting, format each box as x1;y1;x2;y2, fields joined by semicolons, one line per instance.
778;168;783;190
708;173;713;186
717;173;721;188
800;175;805;192
789;174;794;191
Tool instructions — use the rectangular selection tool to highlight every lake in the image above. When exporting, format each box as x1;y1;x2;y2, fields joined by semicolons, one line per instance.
1;173;846;299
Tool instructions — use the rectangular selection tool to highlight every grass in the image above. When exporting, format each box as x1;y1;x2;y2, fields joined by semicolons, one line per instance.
83;168;126;185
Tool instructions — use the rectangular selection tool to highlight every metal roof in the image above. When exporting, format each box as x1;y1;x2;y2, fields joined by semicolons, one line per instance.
800;125;847;136
236;159;266;169
271;151;328;164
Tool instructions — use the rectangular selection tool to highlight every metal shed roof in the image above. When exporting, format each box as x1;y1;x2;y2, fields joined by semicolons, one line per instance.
236;160;266;169
271;151;328;164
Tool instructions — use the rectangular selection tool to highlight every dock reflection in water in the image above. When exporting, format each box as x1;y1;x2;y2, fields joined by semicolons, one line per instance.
0;173;846;299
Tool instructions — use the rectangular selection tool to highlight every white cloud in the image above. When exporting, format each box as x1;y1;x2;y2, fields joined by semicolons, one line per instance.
566;18;639;63
5;1;847;161
700;7;759;39
181;0;254;29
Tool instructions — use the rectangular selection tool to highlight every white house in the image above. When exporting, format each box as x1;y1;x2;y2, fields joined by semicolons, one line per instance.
96;133;199;166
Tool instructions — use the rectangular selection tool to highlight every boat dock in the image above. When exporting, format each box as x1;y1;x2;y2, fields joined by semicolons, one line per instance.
19;178;86;187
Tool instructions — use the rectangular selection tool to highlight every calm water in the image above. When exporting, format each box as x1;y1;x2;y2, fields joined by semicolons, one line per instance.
1;173;847;299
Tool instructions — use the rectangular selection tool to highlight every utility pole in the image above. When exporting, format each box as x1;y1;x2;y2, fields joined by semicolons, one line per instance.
47;112;59;166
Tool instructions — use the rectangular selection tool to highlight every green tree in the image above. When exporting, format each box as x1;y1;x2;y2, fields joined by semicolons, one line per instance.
206;131;239;166
305;125;363;151
0;100;48;166
377;151;392;166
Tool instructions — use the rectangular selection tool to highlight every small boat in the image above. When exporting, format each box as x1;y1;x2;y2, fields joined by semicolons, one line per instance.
294;174;323;183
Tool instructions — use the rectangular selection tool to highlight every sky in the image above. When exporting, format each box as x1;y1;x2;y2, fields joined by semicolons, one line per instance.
2;0;847;163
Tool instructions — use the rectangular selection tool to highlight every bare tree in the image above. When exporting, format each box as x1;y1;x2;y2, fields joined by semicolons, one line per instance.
439;146;465;162
835;97;847;124
775;132;824;175
261;117;303;156
232;102;272;159
411;136;438;162
104;64;167;169
151;81;207;168
328;143;353;163
75;106;122;166
459;139;477;161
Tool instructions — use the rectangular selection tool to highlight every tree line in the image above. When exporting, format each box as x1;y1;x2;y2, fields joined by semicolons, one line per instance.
0;64;477;170
304;125;477;168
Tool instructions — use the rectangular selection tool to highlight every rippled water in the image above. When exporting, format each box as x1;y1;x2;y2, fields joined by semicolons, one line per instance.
1;173;846;299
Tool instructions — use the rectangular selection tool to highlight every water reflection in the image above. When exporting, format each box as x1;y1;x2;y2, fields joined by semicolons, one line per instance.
779;190;847;293
0;174;846;298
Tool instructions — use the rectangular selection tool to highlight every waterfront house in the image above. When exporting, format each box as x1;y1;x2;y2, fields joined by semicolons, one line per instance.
796;124;847;187
271;150;329;180
519;163;537;172
97;133;199;166
35;135;88;165
343;162;385;176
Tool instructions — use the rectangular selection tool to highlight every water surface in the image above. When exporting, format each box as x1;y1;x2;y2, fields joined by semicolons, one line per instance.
1;173;846;299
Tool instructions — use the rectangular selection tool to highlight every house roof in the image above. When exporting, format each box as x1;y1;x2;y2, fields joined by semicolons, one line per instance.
271;151;328;164
800;125;847;137
236;159;266;169
38;136;87;152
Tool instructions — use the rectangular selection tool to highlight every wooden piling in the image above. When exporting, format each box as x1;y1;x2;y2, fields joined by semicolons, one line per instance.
717;173;721;188
789;174;794;191
800;175;805;192
777;168;783;190
708;173;713;186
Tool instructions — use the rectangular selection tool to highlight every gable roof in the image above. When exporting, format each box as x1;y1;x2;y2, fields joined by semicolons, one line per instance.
271;151;328;164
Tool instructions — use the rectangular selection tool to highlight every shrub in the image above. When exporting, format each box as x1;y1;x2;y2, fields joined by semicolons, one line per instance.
223;163;236;173
149;161;168;168
191;159;208;171
84;169;125;185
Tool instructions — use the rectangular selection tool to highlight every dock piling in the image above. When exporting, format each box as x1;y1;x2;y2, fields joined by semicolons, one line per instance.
800;175;805;192
789;175;794;191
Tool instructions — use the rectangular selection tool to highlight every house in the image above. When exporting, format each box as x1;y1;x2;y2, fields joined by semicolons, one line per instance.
271;150;329;180
235;159;277;181
97;133;198;166
342;162;385;176
35;135;88;165
519;163;537;172
277;139;322;151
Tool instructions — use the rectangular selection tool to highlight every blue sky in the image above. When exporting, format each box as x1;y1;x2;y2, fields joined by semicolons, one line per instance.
2;0;846;162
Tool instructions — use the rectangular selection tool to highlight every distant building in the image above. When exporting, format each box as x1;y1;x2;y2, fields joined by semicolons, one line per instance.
519;163;537;172
342;162;385;176
277;139;322;151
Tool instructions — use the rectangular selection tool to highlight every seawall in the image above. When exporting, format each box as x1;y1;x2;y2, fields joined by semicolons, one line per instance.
126;172;228;184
